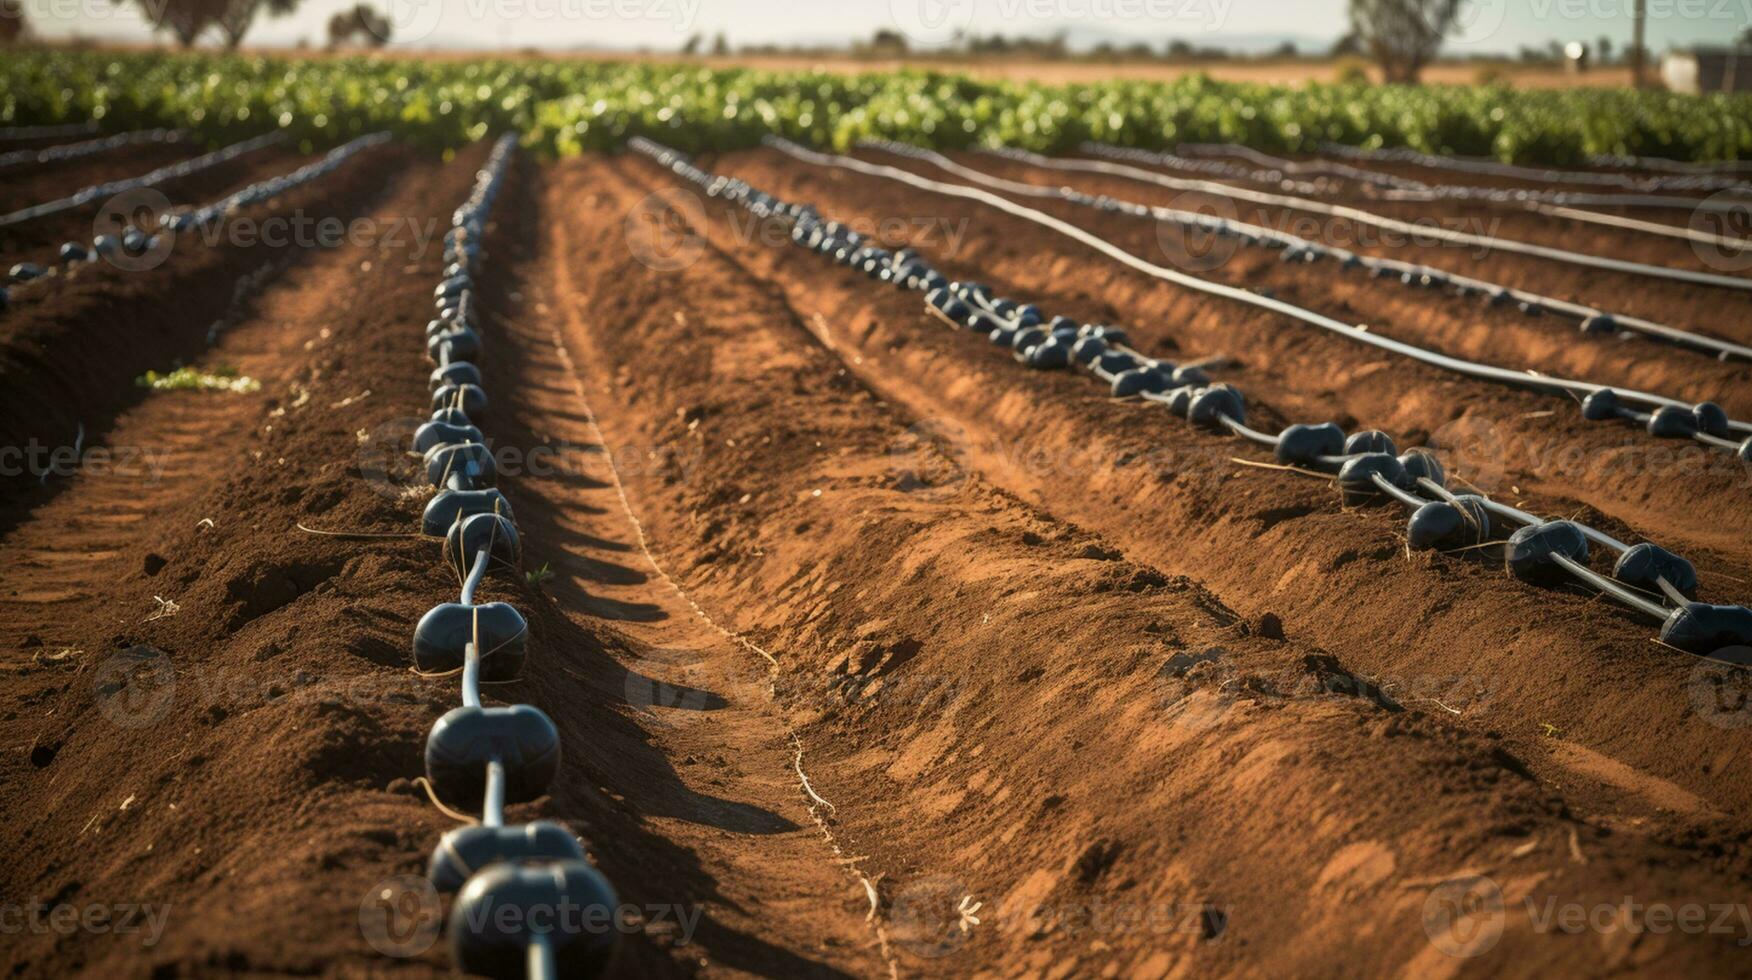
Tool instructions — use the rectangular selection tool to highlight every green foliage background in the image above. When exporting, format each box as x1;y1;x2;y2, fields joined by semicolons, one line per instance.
5;49;1752;163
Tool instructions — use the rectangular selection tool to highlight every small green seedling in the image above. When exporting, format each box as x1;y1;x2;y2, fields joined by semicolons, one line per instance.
136;365;261;393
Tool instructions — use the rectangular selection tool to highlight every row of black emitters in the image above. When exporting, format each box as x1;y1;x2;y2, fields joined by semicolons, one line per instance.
631;137;1752;657
405;133;620;980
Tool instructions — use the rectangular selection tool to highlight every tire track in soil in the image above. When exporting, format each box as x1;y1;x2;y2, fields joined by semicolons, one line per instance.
666;153;1752;839
0;145;489;978
723;148;1752;579
564;153;1752;976
476;154;895;979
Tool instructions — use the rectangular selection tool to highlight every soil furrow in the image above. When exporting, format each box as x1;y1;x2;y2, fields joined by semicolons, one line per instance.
559;150;1752;977
976;150;1752;352
650;150;1752;839
0;143;413;529
714;148;1752;575
0;143;488;977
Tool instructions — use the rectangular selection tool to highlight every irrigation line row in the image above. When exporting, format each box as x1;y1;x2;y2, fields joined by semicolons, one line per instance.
646;137;1752;656
1316;141;1752;195
0;128;184;171
1;133;389;312
0;121;102;142
1033;143;1752;292
975;144;1752;364
792;139;1752;451
1176;141;1750;218
399;133;620;979
0;130;287;227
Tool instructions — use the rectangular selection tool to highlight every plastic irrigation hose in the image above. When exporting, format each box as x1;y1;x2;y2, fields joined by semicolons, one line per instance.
771;138;1749;430
654;137;1752;652
0;121;102;142
1013;144;1752;292
1174;142;1752;220
1008;146;1752;362
166;133;390;231
1317;142;1752;195
901;142;1752;363
0;129;183;171
0;131;287;227
1175;141;1427;189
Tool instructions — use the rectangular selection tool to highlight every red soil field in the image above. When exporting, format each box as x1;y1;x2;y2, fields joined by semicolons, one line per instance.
1;134;1748;978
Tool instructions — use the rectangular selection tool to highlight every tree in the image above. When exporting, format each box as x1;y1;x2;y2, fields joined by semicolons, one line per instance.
327;4;390;47
0;0;24;45
134;0;228;47
219;0;296;49
869;28;908;55
1347;0;1463;84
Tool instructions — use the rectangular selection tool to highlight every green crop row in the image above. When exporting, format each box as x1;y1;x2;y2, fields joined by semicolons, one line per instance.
5;48;1752;164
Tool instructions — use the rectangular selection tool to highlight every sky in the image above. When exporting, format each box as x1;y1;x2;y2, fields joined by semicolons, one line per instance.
17;0;1751;54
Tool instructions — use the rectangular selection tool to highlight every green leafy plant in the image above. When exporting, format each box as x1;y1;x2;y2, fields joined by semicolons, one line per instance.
135;365;261;393
6;49;1750;164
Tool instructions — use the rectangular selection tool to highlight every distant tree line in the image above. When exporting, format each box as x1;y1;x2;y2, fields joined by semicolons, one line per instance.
108;0;391;49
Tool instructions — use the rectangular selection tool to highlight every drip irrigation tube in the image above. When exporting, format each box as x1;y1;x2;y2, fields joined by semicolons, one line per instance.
1026;143;1752;292
990;145;1752;362
0;131;286;227
1;133;391;311
772;138;1752;452
0;129;183;171
1176;141;1425;189
1317;141;1752;195
0;121;102;141
1174;142;1750;220
387;133;619;979
1590;154;1752;176
638;137;1752;656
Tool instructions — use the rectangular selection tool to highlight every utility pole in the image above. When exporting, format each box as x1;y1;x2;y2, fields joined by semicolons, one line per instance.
1631;0;1648;87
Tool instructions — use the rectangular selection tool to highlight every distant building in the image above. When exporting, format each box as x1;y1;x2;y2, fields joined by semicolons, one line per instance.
1662;47;1751;94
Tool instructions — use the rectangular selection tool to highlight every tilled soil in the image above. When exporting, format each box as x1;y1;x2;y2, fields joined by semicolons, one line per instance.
2;142;1750;979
